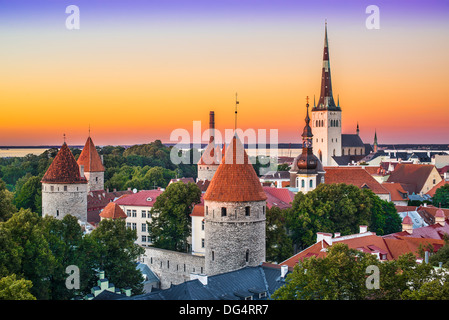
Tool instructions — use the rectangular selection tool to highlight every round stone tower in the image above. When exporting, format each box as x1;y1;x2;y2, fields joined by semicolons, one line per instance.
203;134;267;276
77;135;105;192
41;142;88;222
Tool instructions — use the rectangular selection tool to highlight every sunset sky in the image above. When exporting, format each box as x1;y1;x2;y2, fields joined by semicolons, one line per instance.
0;0;448;146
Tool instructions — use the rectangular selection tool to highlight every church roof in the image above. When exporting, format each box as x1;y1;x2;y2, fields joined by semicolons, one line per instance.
77;136;105;172
203;135;267;202
99;202;127;219
41;143;87;184
341;134;365;148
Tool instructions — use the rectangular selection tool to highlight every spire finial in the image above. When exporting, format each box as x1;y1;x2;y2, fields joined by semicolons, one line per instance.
63;133;66;144
234;92;239;131
88;124;91;137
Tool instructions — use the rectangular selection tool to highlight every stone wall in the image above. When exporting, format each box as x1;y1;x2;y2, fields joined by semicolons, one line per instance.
204;200;266;276
84;171;104;192
42;183;88;222
197;164;218;181
141;247;205;289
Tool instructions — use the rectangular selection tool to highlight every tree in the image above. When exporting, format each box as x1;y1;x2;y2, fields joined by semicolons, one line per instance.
285;183;402;250
14;175;42;215
265;206;293;263
148;181;201;252
0;178;16;222
432;184;449;208
0;274;36;300
86;219;145;295
272;244;444;300
1;209;56;299
272;243;379;300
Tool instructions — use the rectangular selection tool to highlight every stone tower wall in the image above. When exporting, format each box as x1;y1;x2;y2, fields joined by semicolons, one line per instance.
84;171;104;192
197;164;218;181
311;109;342;166
42;183;88;222
204;200;266;276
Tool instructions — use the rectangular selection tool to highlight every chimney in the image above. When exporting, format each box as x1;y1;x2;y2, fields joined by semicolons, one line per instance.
402;215;413;234
359;225;368;233
79;164;84;177
209;111;215;144
334;232;341;238
316;232;332;245
280;265;288;279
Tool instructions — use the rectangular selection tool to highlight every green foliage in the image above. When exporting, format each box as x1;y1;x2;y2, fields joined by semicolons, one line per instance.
0;178;16;222
265;206;293;263
0;274;36;300
272;244;445;300
86;219;145;295
432;184;449;208
285;183;402;250
148;182;201;252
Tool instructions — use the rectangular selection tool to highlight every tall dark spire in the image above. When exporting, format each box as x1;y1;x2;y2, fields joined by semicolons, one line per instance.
315;21;339;111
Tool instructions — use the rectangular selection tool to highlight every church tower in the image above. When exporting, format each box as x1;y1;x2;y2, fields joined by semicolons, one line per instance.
77;134;105;192
41;141;88;222
203;134;267;276
290;98;325;192
311;22;342;166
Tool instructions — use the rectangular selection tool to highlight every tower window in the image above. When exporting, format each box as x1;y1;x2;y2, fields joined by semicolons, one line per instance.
212;251;215;261
64;186;67;191
301;180;305;188
310;180;313;188
245;206;250;216
245;250;249;263
221;207;227;217
56;210;59;217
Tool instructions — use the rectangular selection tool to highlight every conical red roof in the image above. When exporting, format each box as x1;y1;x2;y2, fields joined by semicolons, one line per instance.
99;202;127;219
203;135;267;202
77;136;105;172
41;143;87;184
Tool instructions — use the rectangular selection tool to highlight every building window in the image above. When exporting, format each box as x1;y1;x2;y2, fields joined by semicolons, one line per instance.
142;223;146;232
96;177;98;182
64;186;67;191
142;210;146;218
51;186;54;192
206;206;208;215
245;206;250;216
301;180;305;188
132;210;137;217
132;223;136;230
201;238;205;248
56;210;59;217
212;251;215;261
201;220;205;231
263;206;265;215
310;180;313;188
126;222;131;228
126;209;131;217
221;207;227;217
245;250;249;262
142;235;147;242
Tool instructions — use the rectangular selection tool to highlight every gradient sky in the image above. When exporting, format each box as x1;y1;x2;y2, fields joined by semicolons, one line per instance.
0;0;448;146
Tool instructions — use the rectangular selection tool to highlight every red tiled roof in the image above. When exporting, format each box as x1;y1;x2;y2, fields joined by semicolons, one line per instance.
41;143;87;184
191;194;205;217
114;190;163;207
77;136;105;172
323;167;389;194
381;182;408;201
387;163;439;194
263;187;295;210
395;205;418;213
204;135;267;202
426;180;448;197
99;202;127;219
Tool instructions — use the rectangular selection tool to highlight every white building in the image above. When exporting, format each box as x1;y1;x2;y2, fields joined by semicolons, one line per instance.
114;190;164;247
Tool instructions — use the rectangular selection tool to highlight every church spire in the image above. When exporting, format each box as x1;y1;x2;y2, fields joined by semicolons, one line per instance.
316;21;339;111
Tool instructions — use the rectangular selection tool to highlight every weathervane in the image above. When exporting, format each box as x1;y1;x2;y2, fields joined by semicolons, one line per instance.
235;92;239;131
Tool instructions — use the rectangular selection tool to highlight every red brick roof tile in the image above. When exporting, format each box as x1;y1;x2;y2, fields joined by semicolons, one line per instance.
77;137;105;172
323;167;389;194
99;202;127;219
203;135;267;202
41;143;87;184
